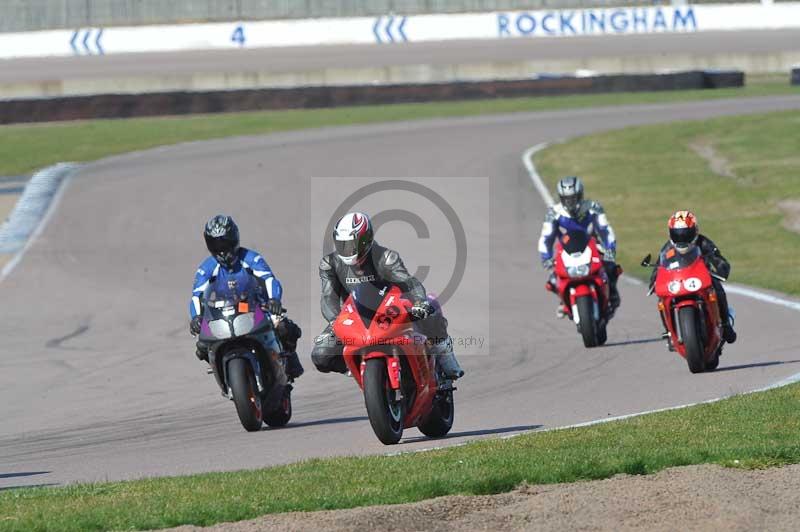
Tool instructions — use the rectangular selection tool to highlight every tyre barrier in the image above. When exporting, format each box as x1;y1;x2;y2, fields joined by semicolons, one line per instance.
0;70;743;125
792;67;800;86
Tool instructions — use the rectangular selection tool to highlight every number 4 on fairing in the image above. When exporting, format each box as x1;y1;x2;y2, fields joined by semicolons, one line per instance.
231;25;246;46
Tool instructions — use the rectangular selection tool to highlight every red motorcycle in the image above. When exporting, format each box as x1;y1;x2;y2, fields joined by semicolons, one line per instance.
332;282;455;445
642;245;723;373
546;229;620;347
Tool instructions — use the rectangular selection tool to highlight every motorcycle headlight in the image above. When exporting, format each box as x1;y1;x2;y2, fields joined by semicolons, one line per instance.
668;280;682;295
233;312;255;336
208;319;232;339
567;264;590;278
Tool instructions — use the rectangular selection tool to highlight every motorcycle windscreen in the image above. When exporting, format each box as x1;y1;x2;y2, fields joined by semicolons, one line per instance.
203;269;261;338
351;280;393;329
559;229;590;255
659;244;702;271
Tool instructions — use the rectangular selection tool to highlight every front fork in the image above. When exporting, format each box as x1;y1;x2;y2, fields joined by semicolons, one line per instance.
221;351;265;399
360;355;403;400
668;301;707;346
569;286;599;324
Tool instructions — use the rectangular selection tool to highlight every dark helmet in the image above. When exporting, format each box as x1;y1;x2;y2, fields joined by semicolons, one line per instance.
204;214;240;269
557;176;584;217
668;210;699;253
333;212;373;266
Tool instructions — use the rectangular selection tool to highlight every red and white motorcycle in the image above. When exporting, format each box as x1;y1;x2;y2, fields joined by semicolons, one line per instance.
546;229;621;348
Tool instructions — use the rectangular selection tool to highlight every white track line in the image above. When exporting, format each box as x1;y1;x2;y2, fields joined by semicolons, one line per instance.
725;284;800;313
522;143;555;207
0;163;78;283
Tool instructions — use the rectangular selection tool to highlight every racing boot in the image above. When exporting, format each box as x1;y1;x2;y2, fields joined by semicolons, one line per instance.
604;262;621;311
722;308;737;344
430;337;464;380
275;318;304;378
283;351;305;379
609;285;621;310
556;305;567;319
195;341;209;362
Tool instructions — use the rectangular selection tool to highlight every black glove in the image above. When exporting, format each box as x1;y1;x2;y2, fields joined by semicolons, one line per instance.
706;257;730;280
267;299;283;316
190;316;202;336
410;300;435;321
542;258;554;270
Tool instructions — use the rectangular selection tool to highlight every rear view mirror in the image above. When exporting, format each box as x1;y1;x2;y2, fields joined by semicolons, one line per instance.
641;254;653;267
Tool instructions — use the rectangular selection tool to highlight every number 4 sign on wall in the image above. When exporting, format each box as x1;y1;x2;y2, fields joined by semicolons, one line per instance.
231;25;246;46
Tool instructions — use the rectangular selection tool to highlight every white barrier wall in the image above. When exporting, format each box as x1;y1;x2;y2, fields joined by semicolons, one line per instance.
1;3;799;59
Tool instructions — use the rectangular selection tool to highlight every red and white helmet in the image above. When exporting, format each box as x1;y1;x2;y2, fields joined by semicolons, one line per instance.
668;210;699;251
333;212;374;266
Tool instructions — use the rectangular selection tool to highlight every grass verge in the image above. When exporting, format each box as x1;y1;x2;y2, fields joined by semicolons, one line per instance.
0;77;795;175
535;109;800;295
2;382;799;531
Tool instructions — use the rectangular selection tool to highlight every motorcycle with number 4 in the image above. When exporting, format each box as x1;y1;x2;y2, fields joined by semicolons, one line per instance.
642;244;724;373
333;282;455;445
197;269;293;431
546;229;621;348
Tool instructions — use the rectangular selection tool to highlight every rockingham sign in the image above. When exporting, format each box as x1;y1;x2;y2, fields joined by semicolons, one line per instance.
0;3;798;59
497;6;698;37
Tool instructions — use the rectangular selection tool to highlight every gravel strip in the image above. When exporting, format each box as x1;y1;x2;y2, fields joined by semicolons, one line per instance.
168;463;800;531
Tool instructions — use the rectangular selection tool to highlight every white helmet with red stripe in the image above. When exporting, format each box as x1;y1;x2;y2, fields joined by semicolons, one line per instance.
668;210;699;252
333;212;374;265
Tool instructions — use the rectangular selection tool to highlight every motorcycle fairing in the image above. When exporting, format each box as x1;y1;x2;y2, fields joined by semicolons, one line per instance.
334;284;438;429
199;269;284;398
654;247;723;361
552;230;610;321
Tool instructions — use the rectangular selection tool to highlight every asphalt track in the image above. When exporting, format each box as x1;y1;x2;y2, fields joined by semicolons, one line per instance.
2;30;800;83
2;95;800;490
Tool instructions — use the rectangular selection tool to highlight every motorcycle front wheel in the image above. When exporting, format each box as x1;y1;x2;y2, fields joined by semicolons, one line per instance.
228;357;263;432
363;357;405;445
576;295;599;348
678;306;705;374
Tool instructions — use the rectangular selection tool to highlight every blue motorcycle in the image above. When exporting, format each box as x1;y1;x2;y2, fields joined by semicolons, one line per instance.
198;269;292;431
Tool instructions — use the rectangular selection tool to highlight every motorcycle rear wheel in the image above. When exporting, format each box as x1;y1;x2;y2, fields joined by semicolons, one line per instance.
418;389;454;438
705;345;722;371
228;357;263;432
678;306;705;374
576;295;598;348
597;321;608;346
364;358;404;445
263;387;292;427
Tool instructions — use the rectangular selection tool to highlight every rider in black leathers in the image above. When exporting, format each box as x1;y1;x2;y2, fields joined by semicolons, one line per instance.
650;210;737;344
310;212;464;379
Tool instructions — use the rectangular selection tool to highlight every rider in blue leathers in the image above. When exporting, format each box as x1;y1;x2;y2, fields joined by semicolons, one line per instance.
538;177;620;317
189;214;304;378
